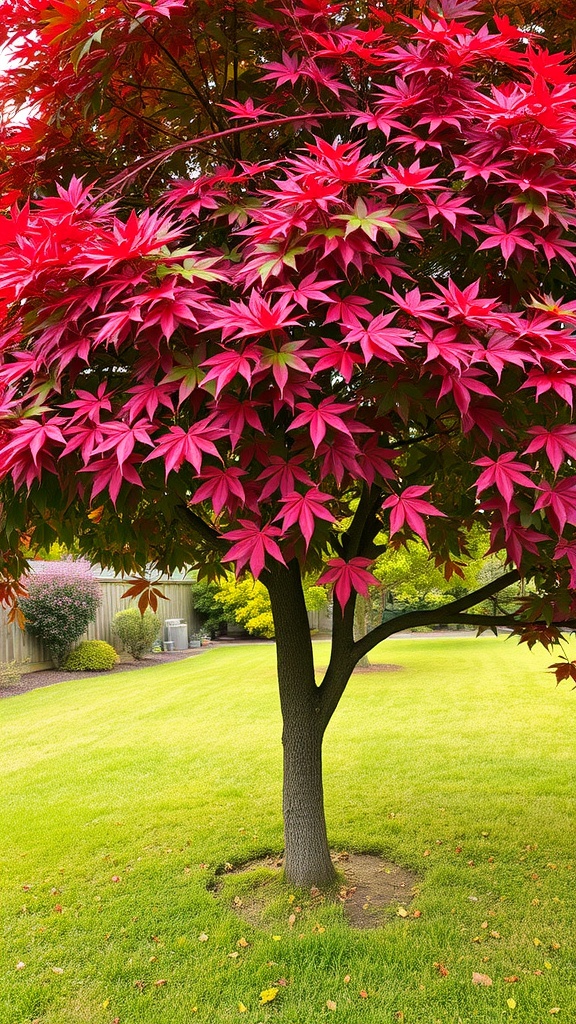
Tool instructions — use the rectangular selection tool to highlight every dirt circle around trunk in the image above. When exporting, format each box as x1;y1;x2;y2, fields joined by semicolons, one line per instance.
215;851;419;930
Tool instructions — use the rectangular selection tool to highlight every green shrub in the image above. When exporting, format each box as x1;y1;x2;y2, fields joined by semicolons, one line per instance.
112;607;161;659
64;640;118;671
0;660;27;688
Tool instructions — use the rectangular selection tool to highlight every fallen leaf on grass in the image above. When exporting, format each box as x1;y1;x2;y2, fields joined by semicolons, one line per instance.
272;934;282;941
343;975;351;984
359;989;368;998
507;998;516;1009
15;962;25;970
504;976;519;983
51;967;64;975
275;978;288;987
397;907;409;918
198;933;208;942
259;988;279;1005
237;937;249;948
111;876;121;883
472;972;493;986
238;1003;247;1013
549;1010;561;1016
433;963;449;977
288;913;296;927
312;923;325;933
154;979;168;988
413;909;422;918
326;1000;337;1011
533;938;542;946
228;951;239;959
490;931;501;939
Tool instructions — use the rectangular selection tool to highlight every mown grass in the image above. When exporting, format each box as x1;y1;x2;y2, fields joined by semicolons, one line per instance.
1;636;575;1024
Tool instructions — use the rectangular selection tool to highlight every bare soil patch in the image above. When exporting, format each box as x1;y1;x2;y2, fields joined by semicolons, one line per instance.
216;851;419;930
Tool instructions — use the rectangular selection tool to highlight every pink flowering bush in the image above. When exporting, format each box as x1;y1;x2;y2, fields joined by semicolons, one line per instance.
20;560;102;667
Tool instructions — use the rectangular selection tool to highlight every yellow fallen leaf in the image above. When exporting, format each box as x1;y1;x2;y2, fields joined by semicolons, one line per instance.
288;894;295;903
259;987;279;1005
51;967;64;975
344;975;351;984
272;935;282;941
397;907;409;918
545;961;552;970
472;972;493;986
228;951;239;958
549;1010;561;1016
237;937;249;948
102;999;110;1009
490;930;501;939
507;998;516;1009
326;1000;337;1011
533;937;542;946
198;933;208;942
238;1002;247;1013
312;923;325;933
481;921;488;929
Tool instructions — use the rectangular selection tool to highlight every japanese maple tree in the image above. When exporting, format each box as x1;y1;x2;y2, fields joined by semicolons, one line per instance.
0;0;576;885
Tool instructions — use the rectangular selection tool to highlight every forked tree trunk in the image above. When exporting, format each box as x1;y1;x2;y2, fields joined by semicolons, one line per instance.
265;560;337;887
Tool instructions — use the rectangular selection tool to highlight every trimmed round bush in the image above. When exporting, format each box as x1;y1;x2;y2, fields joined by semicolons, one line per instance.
64;640;118;672
112;607;161;659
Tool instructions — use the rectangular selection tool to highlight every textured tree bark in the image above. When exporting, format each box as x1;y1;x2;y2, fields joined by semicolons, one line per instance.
265;560;337;887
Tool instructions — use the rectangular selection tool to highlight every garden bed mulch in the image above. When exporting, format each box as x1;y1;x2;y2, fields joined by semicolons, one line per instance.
0;647;212;698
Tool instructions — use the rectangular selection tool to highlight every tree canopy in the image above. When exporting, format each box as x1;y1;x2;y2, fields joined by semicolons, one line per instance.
1;0;576;882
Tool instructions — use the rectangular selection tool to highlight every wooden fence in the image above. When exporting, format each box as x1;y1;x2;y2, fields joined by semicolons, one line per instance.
1;577;197;670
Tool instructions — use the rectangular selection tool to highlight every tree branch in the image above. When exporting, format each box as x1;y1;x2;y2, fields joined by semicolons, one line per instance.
352;568;521;660
103;111;348;193
176;504;224;549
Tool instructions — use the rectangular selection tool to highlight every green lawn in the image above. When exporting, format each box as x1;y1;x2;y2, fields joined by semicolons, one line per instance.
1;637;575;1024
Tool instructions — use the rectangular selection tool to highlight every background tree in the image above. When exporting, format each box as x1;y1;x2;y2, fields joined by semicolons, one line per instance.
1;0;576;885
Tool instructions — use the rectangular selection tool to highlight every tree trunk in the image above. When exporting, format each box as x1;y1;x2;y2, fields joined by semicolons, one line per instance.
265;560;336;888
281;696;335;887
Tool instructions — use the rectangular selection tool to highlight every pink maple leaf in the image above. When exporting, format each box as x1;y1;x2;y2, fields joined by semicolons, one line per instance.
221;519;286;578
525;425;576;473
274;488;335;548
146;420;226;477
289;397;354;451
382;486;446;546
474;452;536;507
189;466;247;516
533;478;576;534
317;557;380;609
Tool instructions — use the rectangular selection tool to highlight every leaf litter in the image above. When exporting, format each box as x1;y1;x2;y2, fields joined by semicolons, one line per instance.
214;852;419;929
